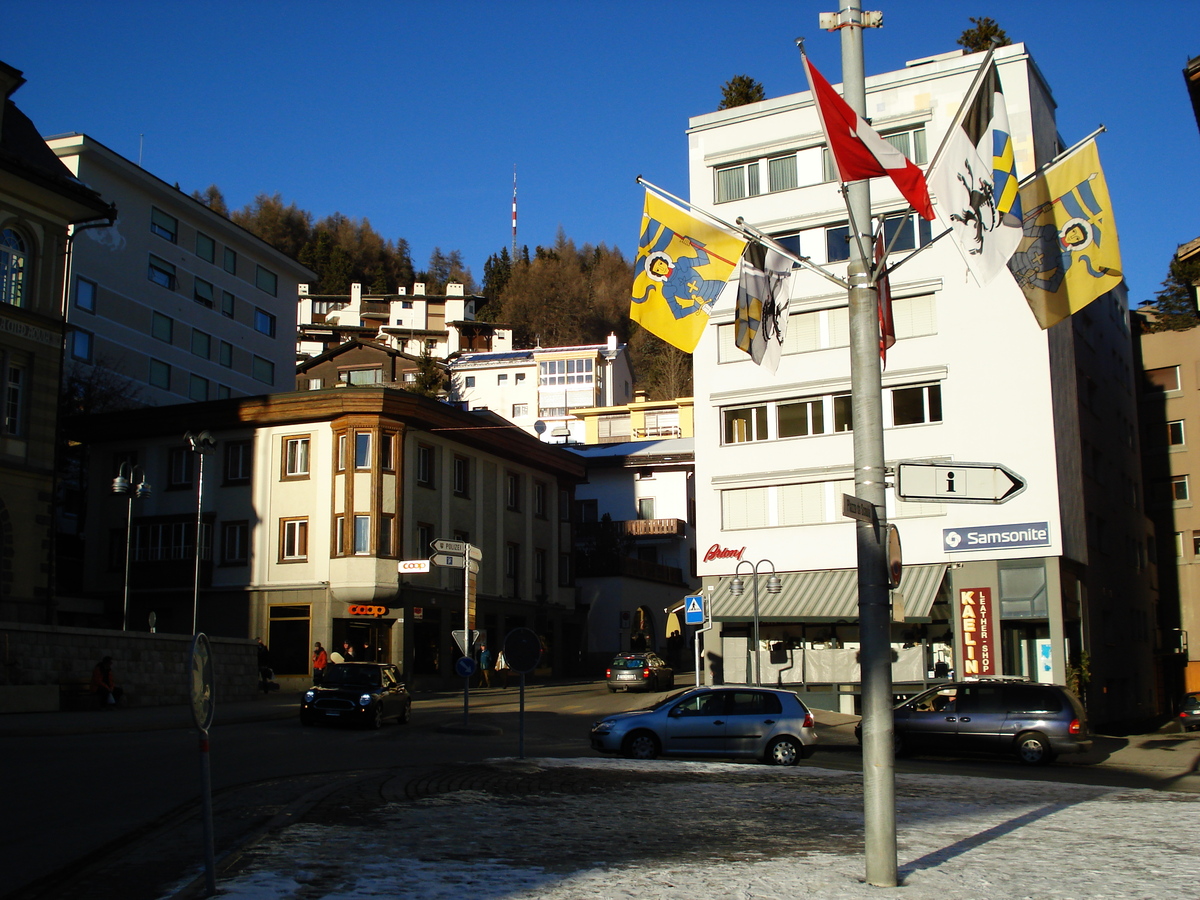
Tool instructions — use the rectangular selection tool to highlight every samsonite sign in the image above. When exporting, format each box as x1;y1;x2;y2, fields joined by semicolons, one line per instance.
943;522;1050;553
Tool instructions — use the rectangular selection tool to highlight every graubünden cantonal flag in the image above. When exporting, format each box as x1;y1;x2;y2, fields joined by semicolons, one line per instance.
802;53;934;221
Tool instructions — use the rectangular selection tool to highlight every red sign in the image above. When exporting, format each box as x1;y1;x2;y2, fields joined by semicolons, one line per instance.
703;544;746;563
958;588;996;676
348;604;389;618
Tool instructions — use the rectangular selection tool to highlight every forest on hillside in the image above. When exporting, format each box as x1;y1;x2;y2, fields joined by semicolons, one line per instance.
193;186;690;398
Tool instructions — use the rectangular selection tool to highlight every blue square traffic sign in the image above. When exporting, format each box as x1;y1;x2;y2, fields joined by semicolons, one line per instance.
684;595;705;625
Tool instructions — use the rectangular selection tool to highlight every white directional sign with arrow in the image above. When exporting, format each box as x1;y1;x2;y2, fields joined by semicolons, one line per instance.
895;461;1026;504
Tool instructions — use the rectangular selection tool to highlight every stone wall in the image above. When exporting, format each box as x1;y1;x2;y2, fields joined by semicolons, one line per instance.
0;622;260;711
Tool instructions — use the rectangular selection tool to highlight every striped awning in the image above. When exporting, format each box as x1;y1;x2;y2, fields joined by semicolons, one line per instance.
711;563;947;623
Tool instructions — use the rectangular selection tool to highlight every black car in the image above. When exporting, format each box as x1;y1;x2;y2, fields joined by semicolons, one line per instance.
1177;692;1200;732
301;662;412;728
605;653;673;693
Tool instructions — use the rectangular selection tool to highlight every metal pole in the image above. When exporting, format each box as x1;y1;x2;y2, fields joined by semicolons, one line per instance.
192;451;204;636
462;547;471;726
198;729;216;895
752;571;761;686
838;0;896;885
122;490;133;632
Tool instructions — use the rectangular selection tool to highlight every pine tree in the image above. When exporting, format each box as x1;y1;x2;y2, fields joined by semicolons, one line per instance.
410;344;446;397
1141;247;1200;332
719;75;766;109
957;17;1011;52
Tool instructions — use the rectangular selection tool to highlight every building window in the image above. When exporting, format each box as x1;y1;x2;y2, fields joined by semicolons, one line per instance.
255;308;276;337
0;228;28;307
148;255;176;290
512;403;528;417
890;383;942;426
196;232;215;263
1145;365;1181;392
354;432;371;469
281;518;308;560
506;472;521;510
505;542;520;588
559;552;572;586
194;278;214;308
1173;475;1190;502
283;436;310;478
189;375;208;401
516;372;526;383
3;365;25;435
150;207;177;243
225;440;251;483
534;548;546;585
768;154;798;192
70;329;93;363
340;367;381;385
453;455;470;496
778;398;824;438
724;405;768;444
833;394;853;432
716;161;759;202
256;265;278;296
75;276;97;313
336;433;346;471
416;522;434;558
222;521;249;564
465;375;476;388
881;211;933;253
380;433;394;471
416;443;434;486
167;447;194;488
353;515;371;555
539;358;593;385
379;514;394;557
1169;420;1186;446
498;373;508;384
149;359;170;390
534;481;546;517
221;291;236;318
191;329;211;359
637;497;656;520
219;341;233;367
152;311;174;343
223;247;237;275
252;355;274;385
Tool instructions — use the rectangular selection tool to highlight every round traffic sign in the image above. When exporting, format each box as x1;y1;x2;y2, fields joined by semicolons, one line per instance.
887;524;903;589
189;632;214;732
503;627;542;674
455;656;477;678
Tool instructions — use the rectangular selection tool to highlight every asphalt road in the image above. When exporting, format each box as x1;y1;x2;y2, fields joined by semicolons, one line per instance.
4;677;1197;900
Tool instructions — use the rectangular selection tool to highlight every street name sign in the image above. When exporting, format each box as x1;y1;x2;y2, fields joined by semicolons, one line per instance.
842;494;876;522
432;539;469;555
895;461;1026;504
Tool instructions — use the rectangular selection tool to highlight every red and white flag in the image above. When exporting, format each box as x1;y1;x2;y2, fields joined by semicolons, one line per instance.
802;53;934;221
875;229;895;368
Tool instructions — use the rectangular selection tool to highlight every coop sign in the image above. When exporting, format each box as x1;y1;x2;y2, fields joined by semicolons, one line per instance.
348;605;390;618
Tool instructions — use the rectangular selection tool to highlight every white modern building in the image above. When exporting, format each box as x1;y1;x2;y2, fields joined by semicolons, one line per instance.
686;44;1155;723
450;336;635;442
47;133;313;406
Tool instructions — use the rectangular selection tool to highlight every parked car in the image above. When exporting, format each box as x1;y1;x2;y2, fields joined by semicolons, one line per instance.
605;653;673;693
590;685;817;765
1177;692;1200;732
300;662;412;728
857;678;1091;765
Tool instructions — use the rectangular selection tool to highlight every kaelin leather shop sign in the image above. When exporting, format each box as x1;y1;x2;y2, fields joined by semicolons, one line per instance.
958;588;996;676
703;544;746;563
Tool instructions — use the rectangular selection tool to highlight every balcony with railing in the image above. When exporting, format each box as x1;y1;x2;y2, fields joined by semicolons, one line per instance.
575;518;686;539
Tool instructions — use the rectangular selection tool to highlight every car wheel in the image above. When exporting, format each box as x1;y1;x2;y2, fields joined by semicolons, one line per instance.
1016;731;1054;765
622;730;661;760
765;736;802;766
397;701;411;724
370;704;384;730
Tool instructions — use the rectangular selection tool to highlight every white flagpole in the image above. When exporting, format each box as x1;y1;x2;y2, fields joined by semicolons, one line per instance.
924;44;999;179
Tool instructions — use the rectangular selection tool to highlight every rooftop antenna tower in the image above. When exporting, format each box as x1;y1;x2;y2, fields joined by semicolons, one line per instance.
511;165;518;258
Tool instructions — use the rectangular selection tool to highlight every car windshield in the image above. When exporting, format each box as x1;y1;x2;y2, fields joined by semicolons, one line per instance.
323;665;380;687
1183;695;1200;710
646;689;693;711
611;658;646;669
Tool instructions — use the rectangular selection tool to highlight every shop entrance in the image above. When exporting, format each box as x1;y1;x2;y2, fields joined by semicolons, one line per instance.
332;618;392;663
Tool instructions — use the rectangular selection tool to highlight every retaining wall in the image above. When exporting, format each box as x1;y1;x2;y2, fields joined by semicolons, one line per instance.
0;622;260;712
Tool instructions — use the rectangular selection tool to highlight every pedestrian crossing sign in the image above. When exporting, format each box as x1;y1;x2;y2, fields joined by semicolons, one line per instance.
684;595;705;625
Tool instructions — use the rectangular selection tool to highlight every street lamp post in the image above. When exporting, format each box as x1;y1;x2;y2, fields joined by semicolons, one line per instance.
185;431;216;635
111;462;151;631
729;559;781;686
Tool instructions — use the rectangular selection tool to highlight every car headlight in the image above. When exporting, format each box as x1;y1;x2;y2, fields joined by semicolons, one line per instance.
303;690;315;703
592;720;614;734
359;693;373;706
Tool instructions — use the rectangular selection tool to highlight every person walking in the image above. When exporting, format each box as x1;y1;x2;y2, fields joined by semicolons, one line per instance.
312;642;328;684
91;656;123;707
478;644;494;688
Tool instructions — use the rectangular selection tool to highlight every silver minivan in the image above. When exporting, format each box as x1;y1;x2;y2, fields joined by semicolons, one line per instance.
885;679;1091;765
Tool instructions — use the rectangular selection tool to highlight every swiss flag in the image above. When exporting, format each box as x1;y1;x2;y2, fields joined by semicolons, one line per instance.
803;53;934;221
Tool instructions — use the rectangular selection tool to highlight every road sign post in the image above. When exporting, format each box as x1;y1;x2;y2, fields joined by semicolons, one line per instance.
433;539;483;725
895;461;1026;504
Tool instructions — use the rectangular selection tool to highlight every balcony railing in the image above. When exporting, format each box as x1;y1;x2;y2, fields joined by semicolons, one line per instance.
575;518;686;539
632;425;682;439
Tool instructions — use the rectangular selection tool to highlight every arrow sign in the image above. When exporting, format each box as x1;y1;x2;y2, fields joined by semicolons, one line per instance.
432;539;469;555
895;461;1026;504
432;553;465;568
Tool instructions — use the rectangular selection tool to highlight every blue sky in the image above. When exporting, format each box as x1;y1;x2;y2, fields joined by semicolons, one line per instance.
4;1;1196;305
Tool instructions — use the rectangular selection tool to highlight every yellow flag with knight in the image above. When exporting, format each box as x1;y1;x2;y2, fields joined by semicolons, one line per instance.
1007;140;1123;329
631;191;747;353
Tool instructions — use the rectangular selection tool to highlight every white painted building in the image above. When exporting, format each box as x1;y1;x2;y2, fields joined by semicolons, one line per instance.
450;336;634;443
686;45;1154;723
